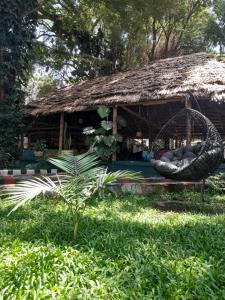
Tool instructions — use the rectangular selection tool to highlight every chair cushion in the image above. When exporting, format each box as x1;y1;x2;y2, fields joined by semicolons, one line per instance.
151;159;178;174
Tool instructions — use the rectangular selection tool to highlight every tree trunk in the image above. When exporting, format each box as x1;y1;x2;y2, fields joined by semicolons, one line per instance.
149;18;157;61
72;212;80;240
164;36;170;58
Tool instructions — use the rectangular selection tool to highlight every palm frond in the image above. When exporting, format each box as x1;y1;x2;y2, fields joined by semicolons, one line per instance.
48;151;104;178
96;170;142;190
4;176;61;215
5;149;142;217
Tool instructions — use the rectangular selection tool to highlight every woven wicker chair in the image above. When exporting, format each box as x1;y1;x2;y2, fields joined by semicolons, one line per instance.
151;107;224;181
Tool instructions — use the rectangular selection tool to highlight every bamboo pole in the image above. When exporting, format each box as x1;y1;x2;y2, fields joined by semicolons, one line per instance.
59;112;64;152
112;105;118;161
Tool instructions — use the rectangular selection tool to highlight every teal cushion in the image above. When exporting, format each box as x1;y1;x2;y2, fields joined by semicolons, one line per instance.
20;150;36;162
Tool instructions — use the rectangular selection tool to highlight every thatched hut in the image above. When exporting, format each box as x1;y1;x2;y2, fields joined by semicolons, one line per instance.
26;52;225;159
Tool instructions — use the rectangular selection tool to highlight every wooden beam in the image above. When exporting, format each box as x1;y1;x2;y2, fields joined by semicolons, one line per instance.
59;112;64;152
141;98;182;106
112;106;117;161
105;98;184;109
185;98;192;145
120;105;149;125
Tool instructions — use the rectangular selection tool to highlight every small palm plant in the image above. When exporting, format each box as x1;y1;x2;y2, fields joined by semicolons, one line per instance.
5;151;140;240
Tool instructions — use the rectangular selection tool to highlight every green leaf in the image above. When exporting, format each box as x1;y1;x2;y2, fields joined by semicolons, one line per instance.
49;151;103;178
85;135;95;147
83;126;95;135
95;128;106;135
103;136;115;146
97;106;110;119
101;121;112;131
113;133;123;142
95;135;104;143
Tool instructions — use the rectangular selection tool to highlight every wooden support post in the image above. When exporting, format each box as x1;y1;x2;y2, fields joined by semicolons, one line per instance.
59;112;64;153
185;97;192;145
112;105;117;161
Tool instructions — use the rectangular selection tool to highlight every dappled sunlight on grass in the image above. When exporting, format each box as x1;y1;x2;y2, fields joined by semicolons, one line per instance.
1;193;225;299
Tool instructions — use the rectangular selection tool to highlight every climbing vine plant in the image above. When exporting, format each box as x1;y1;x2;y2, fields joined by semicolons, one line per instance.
0;0;37;160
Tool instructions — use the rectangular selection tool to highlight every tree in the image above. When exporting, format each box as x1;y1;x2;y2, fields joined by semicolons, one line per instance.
141;0;210;59
26;74;58;101
33;0;211;85
179;8;210;54
0;0;37;159
35;0;126;81
205;0;225;54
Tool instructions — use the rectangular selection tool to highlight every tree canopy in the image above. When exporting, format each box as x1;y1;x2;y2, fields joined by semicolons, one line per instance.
205;0;225;53
33;0;217;83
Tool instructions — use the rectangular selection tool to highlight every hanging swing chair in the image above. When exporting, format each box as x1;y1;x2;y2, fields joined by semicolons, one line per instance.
150;94;224;181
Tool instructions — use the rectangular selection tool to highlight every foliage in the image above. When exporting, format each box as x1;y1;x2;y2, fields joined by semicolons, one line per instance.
1;194;225;298
32;0;212;84
205;0;225;53
35;0;126;81
97;105;110;119
0;150;11;169
206;172;225;193
5;151;140;240
179;9;210;54
83;106;123;161
26;74;58;102
0;0;37;159
34;139;47;152
37;75;57;98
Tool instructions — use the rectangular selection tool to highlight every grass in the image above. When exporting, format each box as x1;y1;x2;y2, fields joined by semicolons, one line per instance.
1;192;225;299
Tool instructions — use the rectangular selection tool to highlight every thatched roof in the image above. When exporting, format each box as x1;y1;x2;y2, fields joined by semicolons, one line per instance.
28;52;225;116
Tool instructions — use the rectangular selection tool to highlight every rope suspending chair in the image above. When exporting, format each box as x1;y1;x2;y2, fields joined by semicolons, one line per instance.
150;93;224;187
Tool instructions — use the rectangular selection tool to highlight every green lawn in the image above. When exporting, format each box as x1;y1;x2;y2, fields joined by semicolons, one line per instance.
1;193;225;299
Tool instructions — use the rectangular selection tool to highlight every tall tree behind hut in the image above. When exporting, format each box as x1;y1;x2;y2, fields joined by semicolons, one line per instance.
34;0;211;84
205;0;225;54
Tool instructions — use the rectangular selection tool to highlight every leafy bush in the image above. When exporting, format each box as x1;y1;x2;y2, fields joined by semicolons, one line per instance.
206;172;225;193
0;150;11;168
